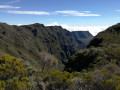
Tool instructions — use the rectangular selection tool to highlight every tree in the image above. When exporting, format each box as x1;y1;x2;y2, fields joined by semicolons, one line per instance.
38;52;58;75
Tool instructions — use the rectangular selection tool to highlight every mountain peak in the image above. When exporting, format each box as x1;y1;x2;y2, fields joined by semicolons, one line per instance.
31;23;45;27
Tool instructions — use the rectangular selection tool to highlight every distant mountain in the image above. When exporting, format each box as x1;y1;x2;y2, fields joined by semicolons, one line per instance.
72;31;93;49
0;22;93;69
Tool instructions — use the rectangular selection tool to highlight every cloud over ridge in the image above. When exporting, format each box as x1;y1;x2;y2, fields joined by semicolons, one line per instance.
46;22;109;36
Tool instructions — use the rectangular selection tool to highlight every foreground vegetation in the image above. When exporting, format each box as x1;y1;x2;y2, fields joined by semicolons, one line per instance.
0;54;31;90
1;46;120;90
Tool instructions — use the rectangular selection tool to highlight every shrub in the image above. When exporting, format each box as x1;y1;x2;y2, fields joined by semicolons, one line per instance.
0;54;31;90
65;47;108;72
44;70;73;90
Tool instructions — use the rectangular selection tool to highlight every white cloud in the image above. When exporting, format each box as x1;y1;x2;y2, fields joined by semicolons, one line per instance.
10;24;23;26
83;11;91;13
6;10;50;15
15;24;23;26
62;25;109;36
55;10;100;16
7;0;21;4
116;10;120;12
46;22;109;36
0;5;20;9
2;9;100;16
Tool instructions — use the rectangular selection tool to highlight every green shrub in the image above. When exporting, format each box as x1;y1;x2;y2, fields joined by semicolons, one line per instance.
0;54;31;90
44;70;73;90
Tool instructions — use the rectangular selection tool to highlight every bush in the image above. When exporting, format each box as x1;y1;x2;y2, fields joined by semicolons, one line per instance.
65;47;108;72
69;63;120;90
44;70;73;90
0;54;31;90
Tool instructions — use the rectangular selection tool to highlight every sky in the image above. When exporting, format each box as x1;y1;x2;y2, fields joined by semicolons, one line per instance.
0;0;120;35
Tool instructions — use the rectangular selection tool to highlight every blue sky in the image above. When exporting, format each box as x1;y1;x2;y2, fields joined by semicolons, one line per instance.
0;0;120;35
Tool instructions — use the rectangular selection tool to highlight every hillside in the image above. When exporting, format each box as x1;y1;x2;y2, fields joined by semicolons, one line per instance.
0;22;92;69
65;23;120;71
64;23;120;90
88;23;120;48
72;31;93;49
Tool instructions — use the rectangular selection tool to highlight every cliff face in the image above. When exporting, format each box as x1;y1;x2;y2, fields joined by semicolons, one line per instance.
0;23;93;68
72;31;93;49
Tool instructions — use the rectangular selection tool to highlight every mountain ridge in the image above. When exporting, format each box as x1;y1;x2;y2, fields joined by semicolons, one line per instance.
88;23;120;48
0;22;93;69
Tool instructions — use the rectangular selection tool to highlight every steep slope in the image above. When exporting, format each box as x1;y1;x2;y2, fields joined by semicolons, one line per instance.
0;22;92;69
72;31;93;49
65;23;120;72
88;23;120;48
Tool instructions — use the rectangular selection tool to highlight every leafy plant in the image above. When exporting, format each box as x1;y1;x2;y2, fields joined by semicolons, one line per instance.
0;54;31;90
